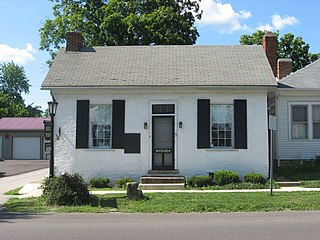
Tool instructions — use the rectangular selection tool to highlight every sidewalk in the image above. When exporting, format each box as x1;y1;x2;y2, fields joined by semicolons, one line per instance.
0;168;48;205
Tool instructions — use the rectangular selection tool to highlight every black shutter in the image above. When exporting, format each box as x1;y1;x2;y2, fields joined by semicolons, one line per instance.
76;100;89;149
112;100;125;149
124;133;140;153
234;99;247;149
197;99;210;149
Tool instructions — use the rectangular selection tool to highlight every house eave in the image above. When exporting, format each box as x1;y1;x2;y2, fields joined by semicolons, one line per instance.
41;85;277;91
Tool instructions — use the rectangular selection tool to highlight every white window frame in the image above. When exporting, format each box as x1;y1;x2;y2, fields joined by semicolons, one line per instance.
210;104;234;148
289;102;320;141
89;104;112;148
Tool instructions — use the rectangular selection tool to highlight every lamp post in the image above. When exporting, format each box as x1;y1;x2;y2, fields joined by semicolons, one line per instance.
48;100;58;177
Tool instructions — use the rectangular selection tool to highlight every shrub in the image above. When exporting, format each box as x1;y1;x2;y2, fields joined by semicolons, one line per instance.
115;177;136;188
187;176;214;187
89;177;110;188
244;172;266;184
214;170;240;186
42;173;91;206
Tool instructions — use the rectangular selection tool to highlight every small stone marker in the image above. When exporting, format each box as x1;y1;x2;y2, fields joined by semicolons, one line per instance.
126;182;143;200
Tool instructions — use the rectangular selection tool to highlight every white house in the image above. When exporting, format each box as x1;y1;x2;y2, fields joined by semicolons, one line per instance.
41;32;277;181
275;59;320;164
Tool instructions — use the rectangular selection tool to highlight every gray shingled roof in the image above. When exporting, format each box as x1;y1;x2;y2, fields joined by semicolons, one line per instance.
42;45;276;88
279;59;320;89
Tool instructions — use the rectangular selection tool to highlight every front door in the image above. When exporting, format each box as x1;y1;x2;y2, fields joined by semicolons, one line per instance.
152;116;174;170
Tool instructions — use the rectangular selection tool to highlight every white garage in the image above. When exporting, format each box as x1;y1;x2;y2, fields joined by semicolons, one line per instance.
13;137;41;159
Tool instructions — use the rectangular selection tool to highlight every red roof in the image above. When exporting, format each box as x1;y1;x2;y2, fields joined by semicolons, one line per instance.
0;117;50;131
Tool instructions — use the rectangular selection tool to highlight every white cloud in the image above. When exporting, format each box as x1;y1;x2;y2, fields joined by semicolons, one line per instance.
0;43;35;65
198;0;251;33
257;14;299;31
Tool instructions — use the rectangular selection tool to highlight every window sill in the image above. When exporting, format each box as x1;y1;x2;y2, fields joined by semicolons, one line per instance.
83;148;116;152
206;148;238;152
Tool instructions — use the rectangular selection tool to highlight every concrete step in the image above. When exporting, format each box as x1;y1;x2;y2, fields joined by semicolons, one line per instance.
139;183;185;190
277;181;301;187
147;170;180;175
140;176;185;184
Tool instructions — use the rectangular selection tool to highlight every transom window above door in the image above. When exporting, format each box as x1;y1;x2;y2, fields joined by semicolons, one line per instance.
152;104;175;114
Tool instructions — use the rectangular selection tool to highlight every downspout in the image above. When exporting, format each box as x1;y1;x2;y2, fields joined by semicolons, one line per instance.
276;90;280;167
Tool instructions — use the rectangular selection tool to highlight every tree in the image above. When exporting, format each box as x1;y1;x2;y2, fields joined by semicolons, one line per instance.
240;30;318;71
40;0;202;63
0;62;30;102
0;62;43;117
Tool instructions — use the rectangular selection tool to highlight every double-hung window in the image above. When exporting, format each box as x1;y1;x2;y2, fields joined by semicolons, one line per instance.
313;105;320;139
291;104;320;140
291;105;308;139
89;104;112;148
211;104;233;147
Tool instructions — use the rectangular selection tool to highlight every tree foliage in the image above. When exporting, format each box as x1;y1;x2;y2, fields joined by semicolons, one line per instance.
40;0;202;62
240;30;318;71
0;62;30;102
0;62;43;117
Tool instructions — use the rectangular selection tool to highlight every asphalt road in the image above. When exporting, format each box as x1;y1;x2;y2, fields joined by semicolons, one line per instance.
1;211;320;240
0;160;49;177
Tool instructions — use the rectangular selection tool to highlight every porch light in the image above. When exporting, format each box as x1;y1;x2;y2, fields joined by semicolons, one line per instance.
47;100;58;177
144;122;148;129
48;101;58;116
179;122;183;128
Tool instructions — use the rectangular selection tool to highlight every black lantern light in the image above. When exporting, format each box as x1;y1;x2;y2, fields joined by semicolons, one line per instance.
47;100;58;177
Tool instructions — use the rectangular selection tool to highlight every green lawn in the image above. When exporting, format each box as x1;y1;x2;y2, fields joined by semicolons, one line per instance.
4;187;23;195
4;191;320;213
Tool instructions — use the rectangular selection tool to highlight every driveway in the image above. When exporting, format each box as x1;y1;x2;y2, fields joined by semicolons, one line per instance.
0;160;49;178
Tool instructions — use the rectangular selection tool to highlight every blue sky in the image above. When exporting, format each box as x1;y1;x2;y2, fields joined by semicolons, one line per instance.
0;0;319;110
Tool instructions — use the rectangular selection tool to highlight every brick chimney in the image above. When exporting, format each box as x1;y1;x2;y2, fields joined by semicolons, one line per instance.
66;32;84;52
263;32;277;77
277;58;292;79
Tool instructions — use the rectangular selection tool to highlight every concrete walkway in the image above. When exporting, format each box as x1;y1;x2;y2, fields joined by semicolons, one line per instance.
0;168;48;205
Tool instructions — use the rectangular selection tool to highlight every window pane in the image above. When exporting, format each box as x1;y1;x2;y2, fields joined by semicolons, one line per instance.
90;105;112;148
292;106;307;122
292;123;308;139
211;105;233;147
313;105;320;122
313;123;320;139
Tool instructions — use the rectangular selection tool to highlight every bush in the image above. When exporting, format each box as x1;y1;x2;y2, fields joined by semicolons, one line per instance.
89;177;110;188
214;170;240;186
42;173;91;206
186;176;214;187
115;177;136;188
244;172;266;184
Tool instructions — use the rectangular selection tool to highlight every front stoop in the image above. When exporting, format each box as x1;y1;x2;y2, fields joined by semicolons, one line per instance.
140;174;185;190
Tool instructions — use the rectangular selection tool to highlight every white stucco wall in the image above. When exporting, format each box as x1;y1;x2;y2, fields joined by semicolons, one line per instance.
276;90;320;160
52;88;270;181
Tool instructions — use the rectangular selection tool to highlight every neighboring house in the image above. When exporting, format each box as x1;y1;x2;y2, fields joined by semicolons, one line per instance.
0;117;50;160
275;59;320;164
41;32;277;180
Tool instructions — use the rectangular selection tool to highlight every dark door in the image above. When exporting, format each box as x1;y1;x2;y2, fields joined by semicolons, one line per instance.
152;116;174;170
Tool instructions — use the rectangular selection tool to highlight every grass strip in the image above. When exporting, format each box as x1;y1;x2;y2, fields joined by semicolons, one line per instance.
4;191;320;213
4;187;23;195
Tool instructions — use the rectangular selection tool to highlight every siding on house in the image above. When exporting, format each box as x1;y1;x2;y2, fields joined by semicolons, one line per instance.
276;90;320;160
52;88;270;180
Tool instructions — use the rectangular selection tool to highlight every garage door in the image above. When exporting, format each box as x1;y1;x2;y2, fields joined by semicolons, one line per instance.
13;137;41;159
